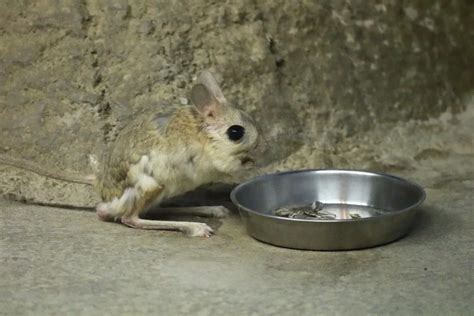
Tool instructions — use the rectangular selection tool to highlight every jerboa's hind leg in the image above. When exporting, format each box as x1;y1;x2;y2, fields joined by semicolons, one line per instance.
96;175;214;237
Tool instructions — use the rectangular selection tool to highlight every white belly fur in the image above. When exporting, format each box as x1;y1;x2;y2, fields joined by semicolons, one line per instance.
147;150;218;202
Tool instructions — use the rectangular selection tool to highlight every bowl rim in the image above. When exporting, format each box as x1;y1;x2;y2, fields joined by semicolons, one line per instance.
230;168;426;223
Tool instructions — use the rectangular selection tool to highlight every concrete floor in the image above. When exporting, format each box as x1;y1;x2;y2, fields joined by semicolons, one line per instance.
1;170;473;316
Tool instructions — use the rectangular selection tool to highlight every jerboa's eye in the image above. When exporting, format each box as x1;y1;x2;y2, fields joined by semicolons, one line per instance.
226;125;245;142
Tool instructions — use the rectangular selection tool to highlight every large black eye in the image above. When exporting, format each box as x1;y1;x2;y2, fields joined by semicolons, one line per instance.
226;125;245;142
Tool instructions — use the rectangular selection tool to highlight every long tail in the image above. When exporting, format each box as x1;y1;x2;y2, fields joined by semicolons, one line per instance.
0;153;95;185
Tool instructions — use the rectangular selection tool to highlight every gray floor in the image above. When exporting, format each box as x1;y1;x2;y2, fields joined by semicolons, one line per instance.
1;172;473;316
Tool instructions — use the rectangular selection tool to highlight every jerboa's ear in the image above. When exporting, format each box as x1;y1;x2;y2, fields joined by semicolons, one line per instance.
190;71;226;118
198;71;226;103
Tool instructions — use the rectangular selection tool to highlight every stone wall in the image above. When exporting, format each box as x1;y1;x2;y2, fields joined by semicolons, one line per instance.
0;0;472;206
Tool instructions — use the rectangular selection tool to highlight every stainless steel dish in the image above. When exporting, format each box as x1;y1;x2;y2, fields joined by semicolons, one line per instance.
230;169;426;250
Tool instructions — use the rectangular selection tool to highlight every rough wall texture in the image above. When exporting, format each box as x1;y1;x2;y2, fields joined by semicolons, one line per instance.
0;0;473;207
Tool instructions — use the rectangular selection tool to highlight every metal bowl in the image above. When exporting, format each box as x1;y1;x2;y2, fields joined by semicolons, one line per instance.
230;169;426;250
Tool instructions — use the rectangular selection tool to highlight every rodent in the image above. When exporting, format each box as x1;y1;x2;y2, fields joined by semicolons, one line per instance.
1;71;260;237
